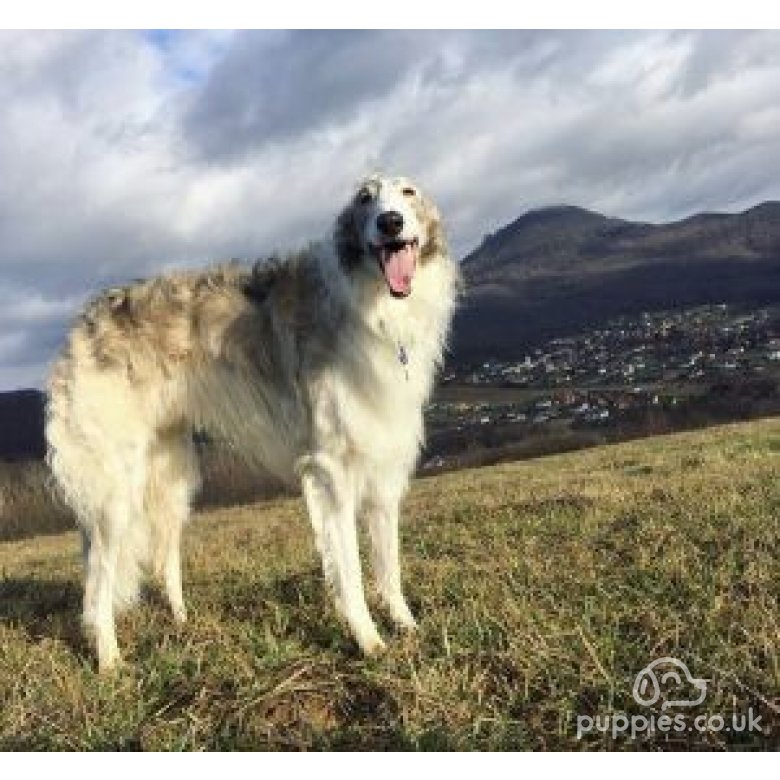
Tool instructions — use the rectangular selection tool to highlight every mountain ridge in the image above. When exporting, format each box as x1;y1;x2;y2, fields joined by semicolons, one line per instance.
452;199;780;362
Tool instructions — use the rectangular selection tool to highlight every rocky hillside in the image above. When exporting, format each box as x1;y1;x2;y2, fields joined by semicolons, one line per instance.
453;202;780;362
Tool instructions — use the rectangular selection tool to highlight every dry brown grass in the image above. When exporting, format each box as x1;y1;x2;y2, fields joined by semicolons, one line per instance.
0;445;289;542
0;460;72;540
0;418;778;749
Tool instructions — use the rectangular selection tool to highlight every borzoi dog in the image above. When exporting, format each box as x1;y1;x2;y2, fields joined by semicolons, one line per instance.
46;174;460;671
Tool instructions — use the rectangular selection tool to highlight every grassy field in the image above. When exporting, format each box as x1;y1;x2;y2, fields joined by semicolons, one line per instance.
0;419;778;750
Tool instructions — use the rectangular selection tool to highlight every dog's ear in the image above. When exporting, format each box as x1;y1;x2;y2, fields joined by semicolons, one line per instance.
334;202;363;271
420;201;448;262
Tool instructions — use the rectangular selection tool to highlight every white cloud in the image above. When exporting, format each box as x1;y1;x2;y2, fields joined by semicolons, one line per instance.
1;29;780;389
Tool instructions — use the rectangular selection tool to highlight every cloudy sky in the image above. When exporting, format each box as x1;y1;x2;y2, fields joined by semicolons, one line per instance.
2;29;780;390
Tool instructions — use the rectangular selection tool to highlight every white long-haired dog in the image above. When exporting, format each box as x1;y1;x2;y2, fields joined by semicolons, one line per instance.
46;174;460;671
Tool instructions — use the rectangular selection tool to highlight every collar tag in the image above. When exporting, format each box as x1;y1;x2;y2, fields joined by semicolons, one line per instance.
398;344;409;380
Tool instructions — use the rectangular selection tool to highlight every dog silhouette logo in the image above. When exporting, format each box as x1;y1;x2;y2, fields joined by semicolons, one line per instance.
632;657;707;710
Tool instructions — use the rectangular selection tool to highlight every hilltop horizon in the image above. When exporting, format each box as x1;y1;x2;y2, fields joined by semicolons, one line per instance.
453;197;780;362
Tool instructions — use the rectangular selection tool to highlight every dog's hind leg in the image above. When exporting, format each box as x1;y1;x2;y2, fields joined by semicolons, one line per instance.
80;528;97;629
146;431;199;624
361;477;417;632
86;442;149;672
299;453;385;655
91;492;136;671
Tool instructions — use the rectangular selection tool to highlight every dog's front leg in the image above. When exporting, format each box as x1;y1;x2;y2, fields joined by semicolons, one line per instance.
362;481;418;632
299;453;385;655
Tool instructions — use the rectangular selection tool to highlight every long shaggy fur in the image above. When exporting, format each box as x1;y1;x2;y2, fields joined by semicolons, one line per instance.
46;174;460;670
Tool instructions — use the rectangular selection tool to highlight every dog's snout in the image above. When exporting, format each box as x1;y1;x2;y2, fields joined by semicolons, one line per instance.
376;210;404;237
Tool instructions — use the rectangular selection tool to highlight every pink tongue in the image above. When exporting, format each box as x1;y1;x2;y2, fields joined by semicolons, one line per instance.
381;244;417;295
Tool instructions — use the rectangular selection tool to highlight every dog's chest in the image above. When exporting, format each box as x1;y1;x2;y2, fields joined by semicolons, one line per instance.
307;341;426;466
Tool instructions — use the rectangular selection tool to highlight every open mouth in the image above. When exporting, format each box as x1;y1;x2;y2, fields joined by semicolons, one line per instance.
371;238;419;298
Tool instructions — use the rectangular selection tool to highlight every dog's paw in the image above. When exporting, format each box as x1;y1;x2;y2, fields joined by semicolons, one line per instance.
97;650;124;676
387;600;418;632
357;628;387;657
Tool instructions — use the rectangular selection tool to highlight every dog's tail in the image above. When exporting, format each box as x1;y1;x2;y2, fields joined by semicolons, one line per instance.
144;433;200;582
102;513;150;614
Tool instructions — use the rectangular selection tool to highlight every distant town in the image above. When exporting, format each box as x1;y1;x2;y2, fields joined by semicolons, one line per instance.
422;304;780;471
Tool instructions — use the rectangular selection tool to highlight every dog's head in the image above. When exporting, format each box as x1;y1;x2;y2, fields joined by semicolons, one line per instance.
335;174;447;298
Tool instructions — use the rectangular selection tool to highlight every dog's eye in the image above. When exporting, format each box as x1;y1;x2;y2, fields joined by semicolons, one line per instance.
357;189;372;205
402;187;416;197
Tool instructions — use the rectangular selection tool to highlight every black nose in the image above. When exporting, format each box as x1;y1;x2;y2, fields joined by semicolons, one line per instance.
376;210;404;237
